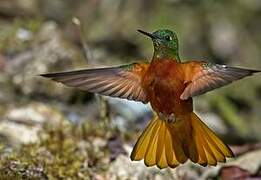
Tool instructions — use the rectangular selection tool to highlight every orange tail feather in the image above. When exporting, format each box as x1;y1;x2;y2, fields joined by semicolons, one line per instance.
130;112;234;169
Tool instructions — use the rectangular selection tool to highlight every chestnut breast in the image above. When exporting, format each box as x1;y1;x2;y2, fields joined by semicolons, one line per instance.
143;59;193;115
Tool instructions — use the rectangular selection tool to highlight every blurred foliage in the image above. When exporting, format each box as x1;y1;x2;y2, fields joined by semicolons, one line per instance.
0;120;112;179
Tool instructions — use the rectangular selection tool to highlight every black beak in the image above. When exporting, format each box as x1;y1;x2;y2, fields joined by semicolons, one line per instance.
137;29;156;39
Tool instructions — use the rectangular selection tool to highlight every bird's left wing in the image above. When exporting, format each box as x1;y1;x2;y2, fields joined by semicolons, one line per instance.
180;61;260;100
40;62;149;103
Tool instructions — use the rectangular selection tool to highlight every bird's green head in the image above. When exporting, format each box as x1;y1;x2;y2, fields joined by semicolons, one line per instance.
138;29;180;61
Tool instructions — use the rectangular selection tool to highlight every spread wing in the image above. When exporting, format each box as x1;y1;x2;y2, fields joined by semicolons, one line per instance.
40;62;149;103
180;62;260;100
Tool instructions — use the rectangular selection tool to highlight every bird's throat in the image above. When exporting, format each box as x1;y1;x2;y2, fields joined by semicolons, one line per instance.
153;48;180;62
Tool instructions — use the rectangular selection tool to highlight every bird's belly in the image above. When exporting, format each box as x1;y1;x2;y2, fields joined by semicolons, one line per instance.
143;59;193;118
149;77;192;117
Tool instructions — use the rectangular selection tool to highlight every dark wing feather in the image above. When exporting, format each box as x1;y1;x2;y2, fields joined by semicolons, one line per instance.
180;63;260;100
41;63;149;103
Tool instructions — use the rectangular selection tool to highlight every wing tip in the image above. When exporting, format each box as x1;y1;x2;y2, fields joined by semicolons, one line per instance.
39;72;70;78
39;73;57;78
251;69;261;74
39;73;50;78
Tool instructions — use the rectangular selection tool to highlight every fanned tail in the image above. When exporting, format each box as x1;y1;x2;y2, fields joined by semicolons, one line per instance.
130;112;234;169
191;113;234;166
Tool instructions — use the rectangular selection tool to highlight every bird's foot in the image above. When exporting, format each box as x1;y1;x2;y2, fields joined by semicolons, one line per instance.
158;112;176;123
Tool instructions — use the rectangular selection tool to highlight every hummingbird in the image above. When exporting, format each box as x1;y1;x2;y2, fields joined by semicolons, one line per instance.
41;29;260;169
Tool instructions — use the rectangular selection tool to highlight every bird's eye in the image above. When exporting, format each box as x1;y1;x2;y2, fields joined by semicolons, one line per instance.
165;35;172;41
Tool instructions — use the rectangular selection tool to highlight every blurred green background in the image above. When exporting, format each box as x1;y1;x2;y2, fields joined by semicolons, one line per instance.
0;0;260;179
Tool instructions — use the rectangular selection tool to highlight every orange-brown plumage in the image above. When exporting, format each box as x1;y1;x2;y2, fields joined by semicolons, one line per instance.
41;29;260;169
143;59;192;116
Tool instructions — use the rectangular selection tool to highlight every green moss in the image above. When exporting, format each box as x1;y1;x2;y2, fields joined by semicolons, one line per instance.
0;119;112;179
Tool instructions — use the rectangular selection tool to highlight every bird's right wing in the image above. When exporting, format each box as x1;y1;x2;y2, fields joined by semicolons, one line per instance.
180;61;260;100
41;62;150;103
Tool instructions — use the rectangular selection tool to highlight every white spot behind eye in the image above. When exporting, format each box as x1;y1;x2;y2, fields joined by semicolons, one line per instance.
165;36;172;41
